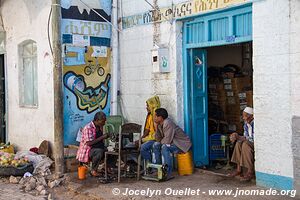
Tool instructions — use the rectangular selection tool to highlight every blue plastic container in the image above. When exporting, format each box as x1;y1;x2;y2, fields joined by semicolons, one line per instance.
209;133;226;161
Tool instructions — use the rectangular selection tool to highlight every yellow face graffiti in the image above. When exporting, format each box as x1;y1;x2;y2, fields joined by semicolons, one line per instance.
63;46;111;113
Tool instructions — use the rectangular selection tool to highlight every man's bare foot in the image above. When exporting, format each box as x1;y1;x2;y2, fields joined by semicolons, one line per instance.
90;170;100;177
240;171;254;182
227;170;241;177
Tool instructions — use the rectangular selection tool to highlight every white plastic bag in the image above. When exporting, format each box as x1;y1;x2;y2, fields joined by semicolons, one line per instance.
76;128;83;142
33;157;53;175
15;151;45;168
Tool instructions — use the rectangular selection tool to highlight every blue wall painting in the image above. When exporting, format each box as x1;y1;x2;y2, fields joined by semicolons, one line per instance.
61;0;112;145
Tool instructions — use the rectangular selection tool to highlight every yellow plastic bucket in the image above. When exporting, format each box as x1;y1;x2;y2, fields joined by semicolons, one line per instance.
177;151;193;176
78;166;87;180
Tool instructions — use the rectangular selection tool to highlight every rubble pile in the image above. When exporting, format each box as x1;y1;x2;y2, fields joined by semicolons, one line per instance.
9;173;65;198
3;150;65;198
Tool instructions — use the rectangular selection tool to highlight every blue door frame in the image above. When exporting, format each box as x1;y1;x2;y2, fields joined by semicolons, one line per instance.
182;4;253;167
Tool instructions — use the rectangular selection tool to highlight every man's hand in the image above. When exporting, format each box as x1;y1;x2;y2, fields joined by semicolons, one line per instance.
154;122;158;131
230;132;239;143
142;129;150;139
103;133;109;139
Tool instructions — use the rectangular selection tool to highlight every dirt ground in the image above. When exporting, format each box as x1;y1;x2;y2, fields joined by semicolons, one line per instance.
0;169;298;200
55;169;297;200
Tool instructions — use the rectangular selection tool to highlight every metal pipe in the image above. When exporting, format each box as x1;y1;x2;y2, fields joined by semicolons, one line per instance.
111;0;119;115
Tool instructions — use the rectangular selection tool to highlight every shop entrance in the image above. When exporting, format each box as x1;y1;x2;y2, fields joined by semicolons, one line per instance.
206;42;253;173
182;4;253;167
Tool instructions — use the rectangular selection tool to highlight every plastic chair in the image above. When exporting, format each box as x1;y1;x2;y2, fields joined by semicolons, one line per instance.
103;115;124;146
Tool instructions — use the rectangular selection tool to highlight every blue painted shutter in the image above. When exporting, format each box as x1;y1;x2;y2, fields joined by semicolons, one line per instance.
185;5;252;47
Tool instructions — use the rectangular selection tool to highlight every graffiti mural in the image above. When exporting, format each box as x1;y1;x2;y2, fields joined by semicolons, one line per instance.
62;0;112;145
63;72;111;113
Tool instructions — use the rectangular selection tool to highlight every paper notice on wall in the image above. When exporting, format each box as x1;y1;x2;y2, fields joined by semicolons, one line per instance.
91;46;107;57
73;34;90;46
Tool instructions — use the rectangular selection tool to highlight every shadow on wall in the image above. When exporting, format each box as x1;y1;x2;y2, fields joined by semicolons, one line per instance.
292;116;300;197
23;0;50;22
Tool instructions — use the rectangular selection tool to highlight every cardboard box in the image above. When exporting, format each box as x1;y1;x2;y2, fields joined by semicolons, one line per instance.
223;77;251;92
240;103;248;111
64;157;79;172
226;114;242;121
226;96;240;105
209;95;219;101
218;95;226;101
246;90;253;107
226;105;241;115
64;145;78;158
223;72;235;78
238;92;247;99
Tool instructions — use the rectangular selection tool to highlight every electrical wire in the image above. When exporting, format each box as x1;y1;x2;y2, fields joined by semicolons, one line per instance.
144;0;172;24
78;0;121;32
167;0;175;47
0;5;5;32
47;7;53;55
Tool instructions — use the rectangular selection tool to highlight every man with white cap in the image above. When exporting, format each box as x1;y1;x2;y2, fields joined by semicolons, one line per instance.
228;107;254;181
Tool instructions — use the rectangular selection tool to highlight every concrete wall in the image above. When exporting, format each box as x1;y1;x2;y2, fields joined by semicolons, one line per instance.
290;0;300;193
1;0;54;150
120;0;186;127
252;0;294;189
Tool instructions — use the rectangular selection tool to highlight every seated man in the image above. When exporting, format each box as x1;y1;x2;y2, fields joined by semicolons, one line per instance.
140;96;160;164
76;111;111;177
228;107;254;181
153;108;192;178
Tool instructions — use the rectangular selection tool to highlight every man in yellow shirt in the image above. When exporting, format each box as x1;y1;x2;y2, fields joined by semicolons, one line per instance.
140;96;160;163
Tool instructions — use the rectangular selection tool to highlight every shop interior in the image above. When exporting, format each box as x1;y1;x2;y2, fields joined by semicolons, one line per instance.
206;42;253;173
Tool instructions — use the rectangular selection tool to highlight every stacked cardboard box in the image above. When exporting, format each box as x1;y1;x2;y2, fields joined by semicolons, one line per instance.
64;145;79;172
208;75;253;133
246;90;253;107
64;157;79;172
208;78;226;118
223;77;252;133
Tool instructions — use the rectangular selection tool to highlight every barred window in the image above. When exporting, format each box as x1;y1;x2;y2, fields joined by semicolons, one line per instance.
19;40;38;107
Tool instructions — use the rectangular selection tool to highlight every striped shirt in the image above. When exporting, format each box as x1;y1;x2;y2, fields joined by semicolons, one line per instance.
76;121;96;163
244;120;254;143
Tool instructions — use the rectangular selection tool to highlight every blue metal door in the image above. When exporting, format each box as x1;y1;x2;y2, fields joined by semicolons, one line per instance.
190;49;208;167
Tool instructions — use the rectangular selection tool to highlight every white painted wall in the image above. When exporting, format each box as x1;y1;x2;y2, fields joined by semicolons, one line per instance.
252;0;293;178
1;0;54;150
290;0;300;191
290;0;300;116
120;0;187;127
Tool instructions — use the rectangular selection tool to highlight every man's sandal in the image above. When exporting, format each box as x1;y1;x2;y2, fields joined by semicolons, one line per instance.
240;173;254;182
90;170;101;177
